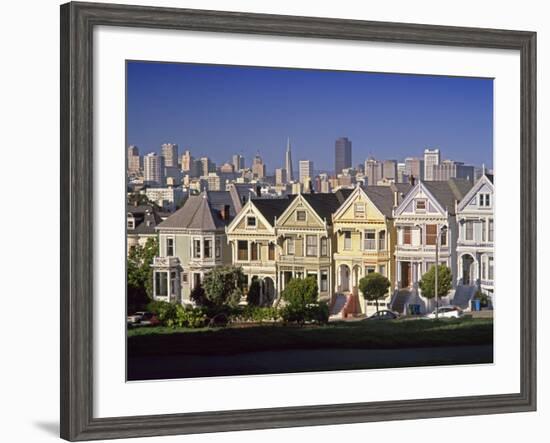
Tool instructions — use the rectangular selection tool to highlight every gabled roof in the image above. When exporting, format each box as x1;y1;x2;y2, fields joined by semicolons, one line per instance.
301;189;353;225
158;191;236;230
127;204;162;234
456;173;495;212
422;178;473;214
364;186;398;218
251;196;296;226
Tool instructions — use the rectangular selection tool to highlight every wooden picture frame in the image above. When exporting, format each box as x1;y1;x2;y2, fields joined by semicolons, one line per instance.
60;1;536;440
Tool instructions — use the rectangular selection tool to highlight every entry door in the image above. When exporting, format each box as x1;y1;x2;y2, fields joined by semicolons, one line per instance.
401;262;410;288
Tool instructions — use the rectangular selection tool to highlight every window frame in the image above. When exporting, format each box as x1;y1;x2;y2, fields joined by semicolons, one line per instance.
306;235;318;256
296;210;307;222
364;229;376;250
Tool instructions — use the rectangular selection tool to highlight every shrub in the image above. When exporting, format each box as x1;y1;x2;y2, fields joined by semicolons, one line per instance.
419;265;453;299
246;277;262;306
174;305;208;328
282;277;318;307
235;306;280;323
358;272;391;312
201;266;246;308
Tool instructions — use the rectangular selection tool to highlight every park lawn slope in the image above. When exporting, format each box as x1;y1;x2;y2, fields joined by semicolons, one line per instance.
127;317;493;357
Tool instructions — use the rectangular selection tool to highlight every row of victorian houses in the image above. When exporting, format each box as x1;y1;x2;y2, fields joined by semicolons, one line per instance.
129;174;494;316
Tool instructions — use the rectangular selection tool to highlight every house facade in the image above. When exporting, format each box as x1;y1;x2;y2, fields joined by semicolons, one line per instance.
126;204;162;254
455;173;494;304
226;197;294;305
274;191;351;304
151;191;239;304
392;179;472;314
331;184;410;315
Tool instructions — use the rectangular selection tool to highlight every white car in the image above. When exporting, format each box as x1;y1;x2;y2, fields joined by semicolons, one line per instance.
425;306;463;319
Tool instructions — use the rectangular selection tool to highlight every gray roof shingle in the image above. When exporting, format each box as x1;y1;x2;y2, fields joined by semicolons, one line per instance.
423;178;473;214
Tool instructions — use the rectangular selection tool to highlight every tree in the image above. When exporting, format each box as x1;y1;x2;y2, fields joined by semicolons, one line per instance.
127;237;158;312
419;264;453;299
281;276;318;307
358;272;391;313
127;192;161;210
201;266;246;309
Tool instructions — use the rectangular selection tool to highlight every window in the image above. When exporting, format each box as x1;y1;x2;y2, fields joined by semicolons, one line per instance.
364;230;376;250
320;237;328;256
488;256;494;280
251;242;259;261
440;229;447;246
237;240;248;261
193;239;201;258
403;226;411;245
465;221;474;241
481;220;486;241
415;199;427;212
344;231;352;250
488;219;494;241
296;210;306;222
246;216;256;227
479;193;491;207
481;256;487;280
354;202;365;218
166;238;174;256
287;237;295;255
155;272;168;297
215;237;221;258
170;272;177;295
426;224;437;245
127;219;135;230
320;271;328;292
268;243;275;260
365;266;376;274
379;264;386;276
182;273;188;284
204;239;212;258
378;231;386;250
306;235;318;256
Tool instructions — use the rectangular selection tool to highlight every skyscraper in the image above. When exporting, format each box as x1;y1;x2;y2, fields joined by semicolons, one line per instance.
433;160;475;182
299;160;313;184
275;168;287;185
382;159;397;181
181;150;193;173
144;152;165;186
285;138;294;182
364;157;383;186
404;157;424;181
252;153;266;178
232;154;245;172
161;143;179;168
424;148;441;181
334;137;352;175
127;145;141;174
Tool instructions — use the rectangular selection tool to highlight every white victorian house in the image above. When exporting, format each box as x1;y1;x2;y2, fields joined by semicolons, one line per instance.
455;173;494;306
391;178;472;314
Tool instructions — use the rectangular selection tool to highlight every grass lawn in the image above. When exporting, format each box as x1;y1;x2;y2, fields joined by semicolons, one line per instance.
127;317;493;357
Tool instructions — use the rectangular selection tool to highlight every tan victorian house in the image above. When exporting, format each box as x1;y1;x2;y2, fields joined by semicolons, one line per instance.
274;190;352;304
226;197;295;305
332;184;410;315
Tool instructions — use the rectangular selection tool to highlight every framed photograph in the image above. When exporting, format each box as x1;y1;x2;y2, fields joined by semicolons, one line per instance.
60;1;536;440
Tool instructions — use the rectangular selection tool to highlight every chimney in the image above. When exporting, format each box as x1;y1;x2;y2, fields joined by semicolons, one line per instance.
409;174;416;186
221;204;230;221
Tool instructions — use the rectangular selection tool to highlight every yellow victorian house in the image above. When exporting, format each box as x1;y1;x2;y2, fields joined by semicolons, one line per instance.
332;184;411;315
275;190;352;304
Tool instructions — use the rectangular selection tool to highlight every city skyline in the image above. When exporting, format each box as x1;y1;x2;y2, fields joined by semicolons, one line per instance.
127;62;494;172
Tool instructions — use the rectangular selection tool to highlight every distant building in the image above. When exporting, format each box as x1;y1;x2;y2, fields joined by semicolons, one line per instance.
127;145;141;175
382;160;398;181
285;138;294;182
404;157;424;182
334;137;352;175
203;172;224;191
433;160;475;182
232;154;245;172
397;162;406;183
364;158;383;186
200;157;215;176
252;153;266;178
275;168;287;185
161;143;179;168
143;152;165;186
181;150;193;173
299;160;313;184
220;162;235;174
145;187;185;212
423;148;441;181
164;166;182;184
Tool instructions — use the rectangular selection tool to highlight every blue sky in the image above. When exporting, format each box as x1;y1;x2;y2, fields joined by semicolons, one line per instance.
127;61;493;173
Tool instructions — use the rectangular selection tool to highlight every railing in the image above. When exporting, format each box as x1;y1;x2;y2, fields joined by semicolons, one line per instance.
153;256;180;268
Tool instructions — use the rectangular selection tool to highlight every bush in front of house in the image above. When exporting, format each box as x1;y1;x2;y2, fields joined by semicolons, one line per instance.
145;300;207;328
234;306;280;323
279;277;328;325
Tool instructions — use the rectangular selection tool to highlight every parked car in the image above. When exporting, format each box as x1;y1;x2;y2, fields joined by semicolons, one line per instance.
425;306;463;319
365;310;399;320
138;312;160;326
